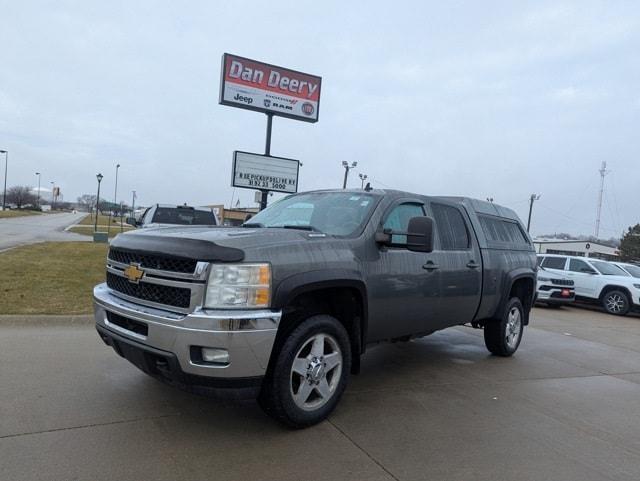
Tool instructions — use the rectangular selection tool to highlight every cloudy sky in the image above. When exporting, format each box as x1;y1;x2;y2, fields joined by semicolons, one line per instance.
1;0;638;237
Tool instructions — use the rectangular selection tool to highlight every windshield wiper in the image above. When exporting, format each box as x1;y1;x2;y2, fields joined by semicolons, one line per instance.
242;222;264;228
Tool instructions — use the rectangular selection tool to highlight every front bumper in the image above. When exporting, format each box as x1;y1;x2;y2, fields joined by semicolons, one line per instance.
536;285;575;305
93;283;281;385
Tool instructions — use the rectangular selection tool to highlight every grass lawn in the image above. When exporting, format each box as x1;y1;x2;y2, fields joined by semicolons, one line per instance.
77;214;128;226
0;210;42;219
67;225;134;239
0;242;108;315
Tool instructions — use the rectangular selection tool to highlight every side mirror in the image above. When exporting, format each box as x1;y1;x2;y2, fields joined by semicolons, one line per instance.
126;217;138;227
407;216;434;253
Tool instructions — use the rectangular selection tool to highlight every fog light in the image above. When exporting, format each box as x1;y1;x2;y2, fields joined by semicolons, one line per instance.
201;347;229;364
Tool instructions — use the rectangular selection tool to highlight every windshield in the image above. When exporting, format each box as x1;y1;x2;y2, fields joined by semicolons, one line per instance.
246;192;377;236
151;207;217;226
590;260;629;276
621;264;640;278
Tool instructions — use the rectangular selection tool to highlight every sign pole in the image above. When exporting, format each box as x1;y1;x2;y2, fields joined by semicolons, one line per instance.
260;113;274;211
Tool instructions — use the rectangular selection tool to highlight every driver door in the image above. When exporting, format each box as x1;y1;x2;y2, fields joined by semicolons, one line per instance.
366;200;442;341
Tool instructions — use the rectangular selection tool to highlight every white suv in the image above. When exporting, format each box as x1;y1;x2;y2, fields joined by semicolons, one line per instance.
537;254;640;316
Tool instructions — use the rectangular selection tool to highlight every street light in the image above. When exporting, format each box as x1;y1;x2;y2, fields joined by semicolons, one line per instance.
95;173;103;232
35;172;41;209
108;163;120;236
526;194;541;232
50;181;55;210
359;173;368;189
0;150;7;211
342;161;358;189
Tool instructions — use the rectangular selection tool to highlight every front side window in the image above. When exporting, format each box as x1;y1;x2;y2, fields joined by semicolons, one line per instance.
431;203;470;250
541;256;567;269
246;192;377;237
383;202;425;245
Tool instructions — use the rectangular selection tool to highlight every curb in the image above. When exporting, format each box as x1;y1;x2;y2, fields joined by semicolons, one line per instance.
0;314;94;326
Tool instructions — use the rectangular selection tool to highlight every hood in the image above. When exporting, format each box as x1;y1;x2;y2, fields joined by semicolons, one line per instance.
111;226;330;261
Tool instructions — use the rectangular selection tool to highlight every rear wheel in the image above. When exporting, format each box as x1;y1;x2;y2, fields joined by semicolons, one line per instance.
602;290;630;316
259;314;351;428
484;298;524;357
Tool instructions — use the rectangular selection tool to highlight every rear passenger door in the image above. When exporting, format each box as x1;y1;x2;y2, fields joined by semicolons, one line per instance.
427;202;482;329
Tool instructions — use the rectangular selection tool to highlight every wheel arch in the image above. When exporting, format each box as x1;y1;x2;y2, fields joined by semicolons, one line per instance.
495;270;536;325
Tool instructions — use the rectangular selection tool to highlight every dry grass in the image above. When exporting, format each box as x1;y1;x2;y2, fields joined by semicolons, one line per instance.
77;214;119;226
0;210;41;219
0;242;108;315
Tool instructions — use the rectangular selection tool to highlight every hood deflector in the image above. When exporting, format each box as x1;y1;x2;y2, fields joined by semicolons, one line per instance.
109;234;244;262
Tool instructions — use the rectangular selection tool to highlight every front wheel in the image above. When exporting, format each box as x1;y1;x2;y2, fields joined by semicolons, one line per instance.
484;298;524;357
259;315;351;428
602;290;630;316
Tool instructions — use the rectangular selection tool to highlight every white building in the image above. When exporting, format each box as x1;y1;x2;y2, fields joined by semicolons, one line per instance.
533;239;619;261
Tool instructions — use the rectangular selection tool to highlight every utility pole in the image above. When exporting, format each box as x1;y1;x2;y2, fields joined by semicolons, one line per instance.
594;161;609;239
342;161;357;189
359;173;368;189
131;190;136;216
50;181;55;210
1;150;8;210
526;194;541;232
35;172;41;209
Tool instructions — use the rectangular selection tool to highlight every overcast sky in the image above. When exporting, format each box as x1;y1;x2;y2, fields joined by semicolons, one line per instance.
1;1;638;237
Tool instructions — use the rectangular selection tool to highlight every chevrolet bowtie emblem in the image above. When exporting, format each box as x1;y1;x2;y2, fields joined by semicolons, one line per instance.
123;263;145;284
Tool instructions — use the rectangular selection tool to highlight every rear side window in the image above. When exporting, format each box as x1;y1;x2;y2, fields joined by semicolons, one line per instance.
479;215;529;245
541;257;567;269
431;203;470;250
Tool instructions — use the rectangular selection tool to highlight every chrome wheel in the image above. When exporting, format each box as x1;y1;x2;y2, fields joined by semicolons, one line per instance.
505;306;522;349
290;333;343;411
605;293;625;313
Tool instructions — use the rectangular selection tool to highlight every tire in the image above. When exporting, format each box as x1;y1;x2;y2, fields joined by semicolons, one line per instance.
602;290;630;316
259;314;351;428
484;298;524;357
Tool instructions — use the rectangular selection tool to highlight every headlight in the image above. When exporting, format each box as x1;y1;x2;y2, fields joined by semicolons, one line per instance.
633;284;640;290
538;277;551;282
204;263;271;309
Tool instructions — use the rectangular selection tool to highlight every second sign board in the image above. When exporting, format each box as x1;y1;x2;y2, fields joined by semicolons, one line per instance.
232;151;300;194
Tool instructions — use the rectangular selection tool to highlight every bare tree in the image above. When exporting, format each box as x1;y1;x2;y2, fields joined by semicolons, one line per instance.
76;194;97;212
6;186;37;209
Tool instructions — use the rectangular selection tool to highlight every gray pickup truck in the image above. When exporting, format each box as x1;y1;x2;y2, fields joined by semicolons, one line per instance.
94;189;537;427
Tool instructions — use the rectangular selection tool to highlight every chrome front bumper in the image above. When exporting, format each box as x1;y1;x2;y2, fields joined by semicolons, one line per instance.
93;283;281;379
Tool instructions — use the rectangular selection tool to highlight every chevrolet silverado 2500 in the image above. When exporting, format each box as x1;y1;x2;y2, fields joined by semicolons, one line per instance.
94;189;537;427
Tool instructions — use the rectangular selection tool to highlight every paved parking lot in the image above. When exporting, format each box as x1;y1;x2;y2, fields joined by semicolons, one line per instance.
2;306;640;481
0;212;87;250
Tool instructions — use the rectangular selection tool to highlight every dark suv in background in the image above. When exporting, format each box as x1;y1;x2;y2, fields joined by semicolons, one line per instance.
127;204;218;228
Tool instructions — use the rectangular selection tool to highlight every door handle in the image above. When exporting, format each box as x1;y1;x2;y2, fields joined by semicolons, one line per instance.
466;261;480;269
423;261;440;271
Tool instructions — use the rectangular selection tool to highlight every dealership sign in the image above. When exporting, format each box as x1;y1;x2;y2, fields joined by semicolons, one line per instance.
232;151;299;194
219;53;321;123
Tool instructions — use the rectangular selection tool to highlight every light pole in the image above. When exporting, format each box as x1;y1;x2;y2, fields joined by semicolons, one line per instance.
95;173;103;232
35;172;41;209
108;163;120;236
342;161;357;189
50;181;55;210
1;150;7;210
526;194;541;233
131;190;136;216
359;173;368;189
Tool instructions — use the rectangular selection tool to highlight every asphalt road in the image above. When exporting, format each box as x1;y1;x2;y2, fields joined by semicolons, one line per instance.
0;212;88;250
2;306;640;481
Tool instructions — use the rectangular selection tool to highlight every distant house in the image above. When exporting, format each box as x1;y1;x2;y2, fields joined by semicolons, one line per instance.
532;239;619;260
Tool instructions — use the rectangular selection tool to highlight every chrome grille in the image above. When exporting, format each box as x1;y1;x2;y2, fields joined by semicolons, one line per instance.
551;278;574;286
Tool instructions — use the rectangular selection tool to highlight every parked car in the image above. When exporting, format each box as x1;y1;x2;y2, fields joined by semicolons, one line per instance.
127;204;218;228
537;254;640;316
613;262;640;279
535;266;575;306
95;189;537;427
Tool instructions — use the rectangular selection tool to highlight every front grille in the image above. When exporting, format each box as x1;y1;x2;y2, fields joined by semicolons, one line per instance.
107;272;191;309
108;248;197;274
551;278;574;286
106;311;148;336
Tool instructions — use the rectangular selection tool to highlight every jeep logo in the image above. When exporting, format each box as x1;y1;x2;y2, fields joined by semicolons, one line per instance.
234;93;253;105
